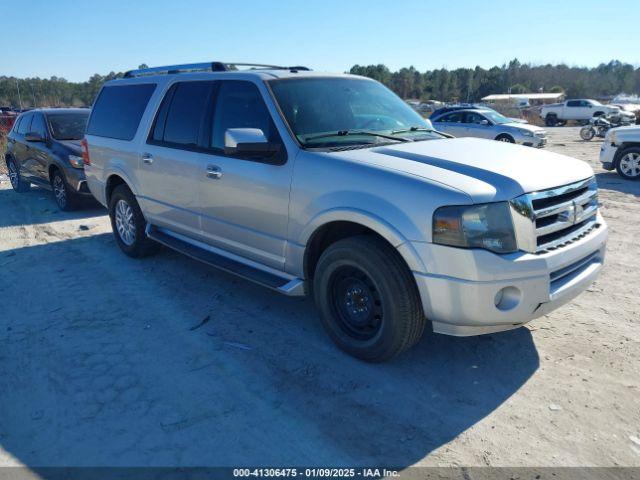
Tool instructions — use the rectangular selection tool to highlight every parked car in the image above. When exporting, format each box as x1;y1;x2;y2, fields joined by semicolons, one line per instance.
4;108;92;210
600;125;640;179
431;104;528;124
83;62;607;362
431;108;548;147
540;99;627;126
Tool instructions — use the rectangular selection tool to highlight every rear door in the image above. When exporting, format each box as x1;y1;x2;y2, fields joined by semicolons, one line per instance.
566;100;588;120
433;111;466;137
139;81;215;236
197;80;293;269
13;113;33;178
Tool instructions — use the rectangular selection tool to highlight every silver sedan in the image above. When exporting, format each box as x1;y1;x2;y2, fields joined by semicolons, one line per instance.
431;109;548;147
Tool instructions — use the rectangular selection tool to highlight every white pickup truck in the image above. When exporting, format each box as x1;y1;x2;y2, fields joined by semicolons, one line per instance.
540;99;622;126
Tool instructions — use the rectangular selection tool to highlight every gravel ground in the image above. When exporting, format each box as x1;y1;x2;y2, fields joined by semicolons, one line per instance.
0;127;638;469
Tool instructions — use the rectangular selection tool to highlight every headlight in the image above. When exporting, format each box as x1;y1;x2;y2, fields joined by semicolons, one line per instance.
609;130;618;145
517;129;533;137
433;202;518;253
68;155;84;168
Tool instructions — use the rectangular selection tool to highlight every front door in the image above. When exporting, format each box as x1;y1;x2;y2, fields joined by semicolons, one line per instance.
198;80;293;270
462;111;495;139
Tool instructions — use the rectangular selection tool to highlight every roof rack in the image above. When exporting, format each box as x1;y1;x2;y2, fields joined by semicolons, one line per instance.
123;62;311;78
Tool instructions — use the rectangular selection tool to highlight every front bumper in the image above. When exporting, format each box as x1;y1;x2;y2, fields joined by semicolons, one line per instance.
64;166;92;195
520;135;547;148
599;141;618;170
411;217;608;336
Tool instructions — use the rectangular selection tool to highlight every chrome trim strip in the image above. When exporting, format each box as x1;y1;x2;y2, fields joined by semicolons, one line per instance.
535;188;598;219
537;219;599;252
550;250;601;283
527;177;594;201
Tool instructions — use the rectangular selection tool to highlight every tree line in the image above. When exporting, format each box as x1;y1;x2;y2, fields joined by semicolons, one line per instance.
350;59;639;102
0;59;638;108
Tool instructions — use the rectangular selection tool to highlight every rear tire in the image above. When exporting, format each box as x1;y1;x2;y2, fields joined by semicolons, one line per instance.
6;157;30;192
51;169;79;211
313;235;426;362
616;147;640;180
545;115;558;127
108;184;159;257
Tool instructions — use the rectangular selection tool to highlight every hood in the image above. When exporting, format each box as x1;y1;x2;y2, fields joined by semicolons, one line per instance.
57;139;82;155
337;137;594;203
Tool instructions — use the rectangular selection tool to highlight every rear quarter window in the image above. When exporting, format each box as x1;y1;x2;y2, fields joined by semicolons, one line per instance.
87;83;156;140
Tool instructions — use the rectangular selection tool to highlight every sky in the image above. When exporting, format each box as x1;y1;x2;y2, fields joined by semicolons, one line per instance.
1;0;639;82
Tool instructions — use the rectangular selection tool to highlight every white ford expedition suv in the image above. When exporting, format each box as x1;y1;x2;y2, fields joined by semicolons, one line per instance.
83;62;608;362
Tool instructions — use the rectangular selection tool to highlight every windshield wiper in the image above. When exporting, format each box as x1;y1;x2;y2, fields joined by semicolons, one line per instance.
302;130;411;145
391;126;453;139
391;126;438;134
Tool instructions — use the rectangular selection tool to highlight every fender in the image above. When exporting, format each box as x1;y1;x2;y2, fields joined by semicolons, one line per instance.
104;164;140;198
290;207;428;276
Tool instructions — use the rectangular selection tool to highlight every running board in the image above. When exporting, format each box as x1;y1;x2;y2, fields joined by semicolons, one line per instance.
146;225;305;296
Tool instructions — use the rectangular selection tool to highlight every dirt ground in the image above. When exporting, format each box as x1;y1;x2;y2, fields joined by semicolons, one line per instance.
0;127;638;469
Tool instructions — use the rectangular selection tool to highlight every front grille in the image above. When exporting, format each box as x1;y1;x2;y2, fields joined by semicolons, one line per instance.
510;177;600;253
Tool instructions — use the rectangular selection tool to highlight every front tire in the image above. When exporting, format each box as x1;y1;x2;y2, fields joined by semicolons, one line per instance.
545;115;558;127
51;169;79;211
6;158;30;192
108;184;159;257
580;126;595;141
313;235;426;362
495;134;515;143
616;147;640;180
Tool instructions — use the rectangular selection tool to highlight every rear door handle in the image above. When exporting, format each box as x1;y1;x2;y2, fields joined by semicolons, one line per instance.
142;153;154;165
206;165;222;179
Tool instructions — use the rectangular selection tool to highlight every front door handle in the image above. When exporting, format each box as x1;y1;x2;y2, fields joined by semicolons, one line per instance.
142;153;154;165
206;165;222;179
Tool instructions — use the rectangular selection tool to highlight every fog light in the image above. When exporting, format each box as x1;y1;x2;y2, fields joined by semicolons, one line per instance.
494;286;522;311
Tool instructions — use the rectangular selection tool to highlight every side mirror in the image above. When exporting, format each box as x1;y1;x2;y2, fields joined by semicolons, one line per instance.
25;132;44;142
224;128;280;158
479;119;489;126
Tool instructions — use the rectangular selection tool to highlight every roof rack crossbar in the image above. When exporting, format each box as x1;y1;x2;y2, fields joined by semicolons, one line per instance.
123;62;310;78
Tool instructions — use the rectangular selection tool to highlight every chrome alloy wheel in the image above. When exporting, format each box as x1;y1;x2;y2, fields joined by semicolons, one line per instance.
115;199;136;246
53;175;67;208
619;152;640;178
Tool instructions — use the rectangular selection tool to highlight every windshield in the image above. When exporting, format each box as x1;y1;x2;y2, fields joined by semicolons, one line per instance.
481;110;512;125
47;113;89;140
269;77;442;147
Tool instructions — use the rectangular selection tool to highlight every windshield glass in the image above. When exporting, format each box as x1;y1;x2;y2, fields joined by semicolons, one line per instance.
269;78;442;147
47;112;89;140
481;110;512;125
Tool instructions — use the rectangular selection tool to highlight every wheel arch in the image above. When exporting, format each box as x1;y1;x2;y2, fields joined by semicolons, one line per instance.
614;142;640;165
300;214;426;287
105;173;135;206
495;133;515;142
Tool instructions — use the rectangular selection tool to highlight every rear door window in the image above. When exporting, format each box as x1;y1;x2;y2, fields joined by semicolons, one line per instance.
87;83;156;140
438;112;463;123
151;81;214;148
567;100;580;107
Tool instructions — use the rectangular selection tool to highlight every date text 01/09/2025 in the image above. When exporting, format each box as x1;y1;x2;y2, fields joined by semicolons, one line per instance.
232;468;400;477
